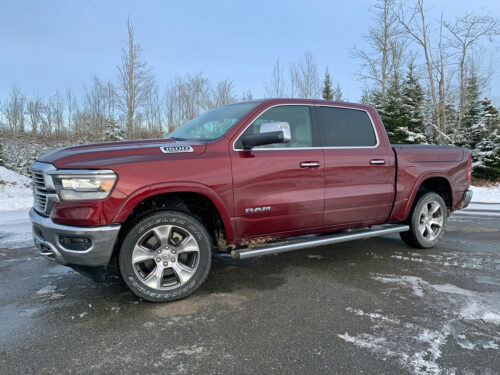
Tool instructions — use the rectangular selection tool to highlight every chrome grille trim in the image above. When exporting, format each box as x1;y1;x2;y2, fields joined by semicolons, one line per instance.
30;162;58;216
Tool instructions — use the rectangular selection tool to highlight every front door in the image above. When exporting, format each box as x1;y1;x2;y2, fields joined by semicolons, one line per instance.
230;105;324;238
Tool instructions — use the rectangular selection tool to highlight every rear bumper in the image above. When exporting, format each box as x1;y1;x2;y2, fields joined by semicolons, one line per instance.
29;208;121;266
459;189;473;209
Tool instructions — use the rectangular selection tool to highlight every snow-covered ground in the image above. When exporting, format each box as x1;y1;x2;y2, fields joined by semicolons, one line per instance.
0;209;33;249
469;185;500;204
0;167;34;248
0;166;33;212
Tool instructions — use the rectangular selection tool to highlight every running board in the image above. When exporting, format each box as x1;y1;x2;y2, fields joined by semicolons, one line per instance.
230;224;409;260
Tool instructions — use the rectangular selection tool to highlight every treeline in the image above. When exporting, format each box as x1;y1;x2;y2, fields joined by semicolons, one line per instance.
0;19;239;143
356;0;500;180
1;1;500;179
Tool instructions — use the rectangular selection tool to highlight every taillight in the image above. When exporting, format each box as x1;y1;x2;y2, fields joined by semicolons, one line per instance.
466;154;472;180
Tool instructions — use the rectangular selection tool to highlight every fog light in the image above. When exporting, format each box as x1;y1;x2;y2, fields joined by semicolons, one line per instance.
59;235;92;251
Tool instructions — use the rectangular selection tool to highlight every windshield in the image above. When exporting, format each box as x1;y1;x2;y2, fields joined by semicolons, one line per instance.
167;102;259;141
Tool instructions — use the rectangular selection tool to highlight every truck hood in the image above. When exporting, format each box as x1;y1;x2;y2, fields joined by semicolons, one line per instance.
37;138;207;169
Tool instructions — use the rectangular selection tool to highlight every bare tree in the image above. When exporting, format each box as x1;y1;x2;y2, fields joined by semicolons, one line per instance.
53;90;65;133
65;88;77;136
117;17;154;136
144;82;162;133
209;78;236;107
264;58;287;97
289;51;321;99
40;97;53;136
2;86;26;132
398;0;441;130
83;76;108;137
163;73;211;132
445;12;499;131
353;0;404;95
437;12;447;132
27;96;43;134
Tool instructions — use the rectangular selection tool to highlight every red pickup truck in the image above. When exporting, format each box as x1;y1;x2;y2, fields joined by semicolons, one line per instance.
30;99;473;302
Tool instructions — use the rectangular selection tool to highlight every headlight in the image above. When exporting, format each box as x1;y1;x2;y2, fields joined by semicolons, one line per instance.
51;172;117;201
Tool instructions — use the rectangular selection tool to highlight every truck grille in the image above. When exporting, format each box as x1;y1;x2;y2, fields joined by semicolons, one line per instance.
32;170;48;213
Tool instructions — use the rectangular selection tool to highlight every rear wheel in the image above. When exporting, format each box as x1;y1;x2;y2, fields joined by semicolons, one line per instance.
119;210;212;302
400;192;447;249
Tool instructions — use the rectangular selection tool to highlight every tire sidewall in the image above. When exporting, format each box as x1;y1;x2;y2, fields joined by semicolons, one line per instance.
411;192;447;248
119;211;212;302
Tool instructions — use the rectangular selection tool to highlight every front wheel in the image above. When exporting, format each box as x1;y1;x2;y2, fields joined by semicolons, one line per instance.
119;210;212;302
400;192;447;249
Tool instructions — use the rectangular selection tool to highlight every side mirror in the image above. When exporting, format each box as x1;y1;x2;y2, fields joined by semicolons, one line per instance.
240;122;291;149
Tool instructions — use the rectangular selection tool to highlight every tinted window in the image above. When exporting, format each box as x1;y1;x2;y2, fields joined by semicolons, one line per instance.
236;105;312;149
317;107;377;147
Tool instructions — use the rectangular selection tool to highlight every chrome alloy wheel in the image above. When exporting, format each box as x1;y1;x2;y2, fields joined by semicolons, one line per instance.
132;225;200;290
418;200;444;242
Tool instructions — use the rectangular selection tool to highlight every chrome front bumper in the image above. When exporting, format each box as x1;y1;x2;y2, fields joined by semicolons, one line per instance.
29;208;121;266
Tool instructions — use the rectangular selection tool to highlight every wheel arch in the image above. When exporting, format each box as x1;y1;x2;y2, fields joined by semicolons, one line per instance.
403;173;453;220
113;182;235;245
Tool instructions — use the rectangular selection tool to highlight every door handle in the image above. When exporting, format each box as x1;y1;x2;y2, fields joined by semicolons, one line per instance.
300;161;320;168
370;159;386;165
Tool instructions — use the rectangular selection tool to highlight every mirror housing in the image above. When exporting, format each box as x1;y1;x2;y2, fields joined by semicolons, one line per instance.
240;122;291;149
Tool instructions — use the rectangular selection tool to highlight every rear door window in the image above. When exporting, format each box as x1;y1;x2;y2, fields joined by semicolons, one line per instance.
316;106;377;147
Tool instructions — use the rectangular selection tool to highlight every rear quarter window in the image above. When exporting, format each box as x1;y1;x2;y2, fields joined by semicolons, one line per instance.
317;106;377;147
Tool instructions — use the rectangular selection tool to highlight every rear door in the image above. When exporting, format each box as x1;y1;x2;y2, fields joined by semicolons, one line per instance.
230;105;324;238
315;105;394;226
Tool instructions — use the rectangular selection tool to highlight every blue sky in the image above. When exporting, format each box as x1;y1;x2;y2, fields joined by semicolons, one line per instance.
1;0;499;102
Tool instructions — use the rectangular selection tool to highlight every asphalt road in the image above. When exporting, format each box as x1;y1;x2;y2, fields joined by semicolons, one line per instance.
0;212;499;375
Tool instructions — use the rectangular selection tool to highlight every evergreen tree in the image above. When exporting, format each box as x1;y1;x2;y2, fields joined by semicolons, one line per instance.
0;141;4;167
473;98;500;180
480;97;499;129
103;118;125;141
322;68;333;100
455;72;483;150
401;66;426;142
378;77;412;144
332;83;343;101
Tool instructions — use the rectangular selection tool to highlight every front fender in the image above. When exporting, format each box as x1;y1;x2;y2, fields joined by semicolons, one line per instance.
112;181;235;244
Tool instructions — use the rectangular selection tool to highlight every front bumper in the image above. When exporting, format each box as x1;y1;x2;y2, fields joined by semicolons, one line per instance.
30;208;121;266
460;189;473;209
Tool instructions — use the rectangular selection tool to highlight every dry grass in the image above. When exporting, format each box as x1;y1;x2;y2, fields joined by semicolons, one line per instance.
471;178;500;187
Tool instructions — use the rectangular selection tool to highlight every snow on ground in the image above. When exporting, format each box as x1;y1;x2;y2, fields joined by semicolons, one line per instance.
0;209;33;249
470;184;500;203
339;260;500;375
0;166;33;212
0;167;34;248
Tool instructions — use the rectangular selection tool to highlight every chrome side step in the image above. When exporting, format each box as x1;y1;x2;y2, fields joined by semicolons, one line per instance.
231;224;409;260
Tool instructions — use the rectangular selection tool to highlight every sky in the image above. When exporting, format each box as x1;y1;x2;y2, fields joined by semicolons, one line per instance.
1;0;499;103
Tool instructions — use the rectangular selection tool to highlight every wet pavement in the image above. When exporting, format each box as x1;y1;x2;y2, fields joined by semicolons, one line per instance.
0;212;499;374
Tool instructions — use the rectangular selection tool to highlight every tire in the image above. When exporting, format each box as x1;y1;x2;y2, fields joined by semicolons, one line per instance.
119;210;212;302
399;192;447;249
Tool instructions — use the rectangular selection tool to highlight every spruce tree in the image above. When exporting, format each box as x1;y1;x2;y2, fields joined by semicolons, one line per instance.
322;68;333;100
473;98;500;180
401;66;426;143
456;72;483;150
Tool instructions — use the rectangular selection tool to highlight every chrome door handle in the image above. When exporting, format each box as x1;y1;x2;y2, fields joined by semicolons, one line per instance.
300;161;320;168
370;159;386;165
